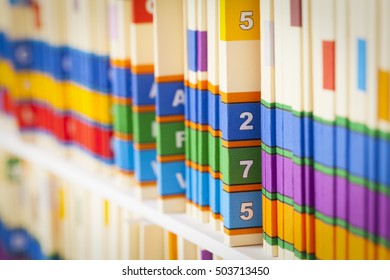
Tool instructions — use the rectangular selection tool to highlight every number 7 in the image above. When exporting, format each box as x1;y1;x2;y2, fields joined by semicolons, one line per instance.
240;160;253;178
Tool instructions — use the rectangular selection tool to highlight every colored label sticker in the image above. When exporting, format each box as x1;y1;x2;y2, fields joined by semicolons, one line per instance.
378;70;389;121
133;0;153;23
322;41;335;91
290;0;302;27
220;0;260;41
357;38;367;92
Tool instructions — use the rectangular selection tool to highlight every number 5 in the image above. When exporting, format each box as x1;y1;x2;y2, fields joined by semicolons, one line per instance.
240;160;253;178
240;202;254;221
240;11;254;30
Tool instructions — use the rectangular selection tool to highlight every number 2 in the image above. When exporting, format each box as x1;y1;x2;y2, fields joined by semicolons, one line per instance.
239;112;253;130
240;202;254;221
240;11;254;30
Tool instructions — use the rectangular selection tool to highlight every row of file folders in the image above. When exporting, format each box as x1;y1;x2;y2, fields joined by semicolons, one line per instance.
0;0;389;260
0;152;221;260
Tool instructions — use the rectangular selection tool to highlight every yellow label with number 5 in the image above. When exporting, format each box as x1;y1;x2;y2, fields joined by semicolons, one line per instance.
220;0;260;41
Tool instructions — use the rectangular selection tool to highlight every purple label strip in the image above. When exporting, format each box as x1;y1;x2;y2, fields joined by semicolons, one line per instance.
197;31;207;72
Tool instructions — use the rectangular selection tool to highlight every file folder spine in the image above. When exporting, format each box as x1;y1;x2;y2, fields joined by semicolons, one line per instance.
130;0;158;199
219;0;263;247
154;0;186;213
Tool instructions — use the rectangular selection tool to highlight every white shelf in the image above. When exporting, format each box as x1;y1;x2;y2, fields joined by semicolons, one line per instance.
0;132;273;260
